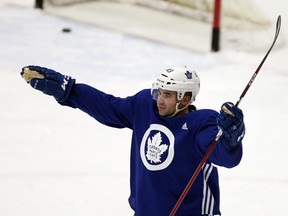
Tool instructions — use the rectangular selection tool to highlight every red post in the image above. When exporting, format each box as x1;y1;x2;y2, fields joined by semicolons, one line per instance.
212;0;221;52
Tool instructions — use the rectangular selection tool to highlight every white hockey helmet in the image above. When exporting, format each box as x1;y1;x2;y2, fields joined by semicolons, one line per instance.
152;65;200;103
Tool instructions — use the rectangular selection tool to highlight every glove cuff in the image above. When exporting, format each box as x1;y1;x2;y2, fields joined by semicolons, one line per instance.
220;126;245;151
219;136;241;151
54;76;75;102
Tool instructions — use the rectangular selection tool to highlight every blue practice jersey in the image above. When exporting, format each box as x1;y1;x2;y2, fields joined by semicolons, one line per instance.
60;84;243;216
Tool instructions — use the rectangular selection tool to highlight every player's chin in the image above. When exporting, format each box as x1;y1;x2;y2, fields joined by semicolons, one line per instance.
158;108;169;117
158;109;164;116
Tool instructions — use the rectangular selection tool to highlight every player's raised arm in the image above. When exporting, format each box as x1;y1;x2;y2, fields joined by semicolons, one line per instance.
20;65;75;102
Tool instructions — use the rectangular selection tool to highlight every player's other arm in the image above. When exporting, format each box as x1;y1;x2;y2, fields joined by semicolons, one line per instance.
20;65;134;128
20;65;75;102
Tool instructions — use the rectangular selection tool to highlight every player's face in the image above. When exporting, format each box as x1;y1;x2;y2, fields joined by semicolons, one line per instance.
157;89;178;116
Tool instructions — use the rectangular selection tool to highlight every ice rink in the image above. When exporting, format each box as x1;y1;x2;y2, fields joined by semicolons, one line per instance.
0;0;288;215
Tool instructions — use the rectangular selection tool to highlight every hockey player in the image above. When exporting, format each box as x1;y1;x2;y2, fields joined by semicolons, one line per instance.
20;65;245;216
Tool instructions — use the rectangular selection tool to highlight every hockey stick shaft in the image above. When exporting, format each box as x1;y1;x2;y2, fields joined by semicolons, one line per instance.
169;15;281;216
236;15;281;107
169;130;222;216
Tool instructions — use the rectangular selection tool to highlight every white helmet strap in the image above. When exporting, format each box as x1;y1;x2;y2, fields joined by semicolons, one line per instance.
168;95;192;117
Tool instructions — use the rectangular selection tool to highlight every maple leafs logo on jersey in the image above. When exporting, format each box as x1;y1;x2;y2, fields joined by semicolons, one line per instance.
140;124;175;171
146;132;168;164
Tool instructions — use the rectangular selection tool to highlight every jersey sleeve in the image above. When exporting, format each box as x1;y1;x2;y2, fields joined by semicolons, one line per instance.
195;110;243;168
59;83;137;129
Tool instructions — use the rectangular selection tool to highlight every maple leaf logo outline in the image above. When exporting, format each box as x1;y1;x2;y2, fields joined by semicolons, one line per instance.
146;132;168;164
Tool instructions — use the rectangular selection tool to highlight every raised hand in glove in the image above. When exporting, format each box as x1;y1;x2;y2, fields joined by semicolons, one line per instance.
216;102;245;150
20;65;75;102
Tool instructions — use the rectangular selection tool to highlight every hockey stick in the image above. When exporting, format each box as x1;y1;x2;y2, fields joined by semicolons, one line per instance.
169;15;281;216
235;15;281;107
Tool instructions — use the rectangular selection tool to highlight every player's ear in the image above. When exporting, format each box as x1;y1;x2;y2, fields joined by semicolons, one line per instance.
182;92;192;105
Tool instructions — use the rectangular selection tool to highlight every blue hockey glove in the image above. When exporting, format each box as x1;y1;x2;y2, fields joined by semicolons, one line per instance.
216;102;245;150
21;65;75;102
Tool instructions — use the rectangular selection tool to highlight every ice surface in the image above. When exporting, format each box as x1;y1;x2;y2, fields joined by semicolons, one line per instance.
0;0;288;215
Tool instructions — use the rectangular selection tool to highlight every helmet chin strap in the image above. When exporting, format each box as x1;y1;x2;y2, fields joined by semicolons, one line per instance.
168;101;191;117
